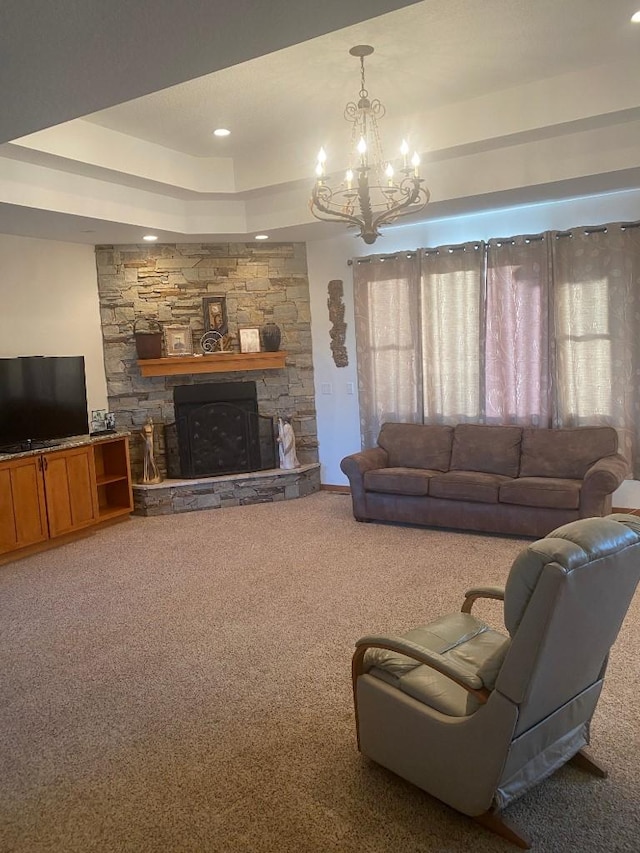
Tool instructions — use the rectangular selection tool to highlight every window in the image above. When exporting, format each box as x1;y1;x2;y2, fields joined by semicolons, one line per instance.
353;223;640;475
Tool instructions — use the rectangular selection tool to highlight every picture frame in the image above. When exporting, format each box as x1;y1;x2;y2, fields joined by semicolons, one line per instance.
164;324;193;356
239;327;261;353
203;295;228;336
90;409;107;434
90;410;116;435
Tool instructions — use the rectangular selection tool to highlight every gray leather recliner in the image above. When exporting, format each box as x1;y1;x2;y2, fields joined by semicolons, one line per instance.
352;514;640;848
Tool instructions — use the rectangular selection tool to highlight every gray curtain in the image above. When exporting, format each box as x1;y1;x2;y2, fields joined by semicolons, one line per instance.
485;234;552;426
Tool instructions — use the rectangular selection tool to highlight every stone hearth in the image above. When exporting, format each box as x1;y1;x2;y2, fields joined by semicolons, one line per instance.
133;463;320;516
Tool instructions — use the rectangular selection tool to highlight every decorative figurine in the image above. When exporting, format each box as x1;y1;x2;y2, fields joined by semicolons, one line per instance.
141;417;162;484
277;417;300;470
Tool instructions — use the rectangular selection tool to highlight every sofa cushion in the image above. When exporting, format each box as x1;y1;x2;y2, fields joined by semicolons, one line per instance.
519;427;618;479
364;467;435;496
428;470;512;504
450;424;522;477
500;477;582;510
378;423;453;471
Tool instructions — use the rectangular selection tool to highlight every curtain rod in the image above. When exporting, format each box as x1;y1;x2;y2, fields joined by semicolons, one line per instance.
348;252;417;266
347;219;640;264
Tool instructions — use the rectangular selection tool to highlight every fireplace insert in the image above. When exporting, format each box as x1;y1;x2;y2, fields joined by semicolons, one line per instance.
167;381;276;479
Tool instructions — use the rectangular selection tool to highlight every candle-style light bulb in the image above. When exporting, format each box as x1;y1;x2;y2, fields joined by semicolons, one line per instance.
357;136;367;165
385;163;394;186
345;168;354;190
315;147;326;183
400;139;409;169
411;151;420;177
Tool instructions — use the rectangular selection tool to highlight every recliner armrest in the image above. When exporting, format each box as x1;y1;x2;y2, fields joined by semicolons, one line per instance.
353;634;490;702
461;587;505;613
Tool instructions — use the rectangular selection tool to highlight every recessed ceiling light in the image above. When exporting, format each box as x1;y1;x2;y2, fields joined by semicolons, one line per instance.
632;10;640;22
213;128;231;137
255;234;269;240
143;234;158;242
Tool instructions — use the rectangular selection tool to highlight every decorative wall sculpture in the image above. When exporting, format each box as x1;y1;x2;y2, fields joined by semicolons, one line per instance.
327;279;348;367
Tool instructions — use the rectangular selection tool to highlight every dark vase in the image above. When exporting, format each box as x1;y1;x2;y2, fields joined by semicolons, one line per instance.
261;322;281;352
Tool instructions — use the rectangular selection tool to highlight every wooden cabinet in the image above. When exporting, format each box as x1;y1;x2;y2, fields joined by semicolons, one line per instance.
0;456;48;555
43;445;99;537
0;434;133;562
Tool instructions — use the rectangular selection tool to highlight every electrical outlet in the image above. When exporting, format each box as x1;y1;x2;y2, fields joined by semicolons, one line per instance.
321;382;333;395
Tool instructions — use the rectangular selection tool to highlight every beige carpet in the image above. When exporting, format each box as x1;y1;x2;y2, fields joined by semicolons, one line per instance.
0;493;638;852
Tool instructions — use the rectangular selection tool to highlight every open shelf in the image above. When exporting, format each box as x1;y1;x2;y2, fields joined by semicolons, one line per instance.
97;503;133;522
93;437;133;518
96;472;129;486
137;351;287;377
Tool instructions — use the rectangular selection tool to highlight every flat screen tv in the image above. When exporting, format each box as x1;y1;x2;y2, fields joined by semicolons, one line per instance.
0;355;89;450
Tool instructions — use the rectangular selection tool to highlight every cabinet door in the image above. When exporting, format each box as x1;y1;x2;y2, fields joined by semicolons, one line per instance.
43;446;99;538
0;456;48;554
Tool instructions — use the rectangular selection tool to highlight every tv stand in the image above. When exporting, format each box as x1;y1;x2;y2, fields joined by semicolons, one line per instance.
0;433;133;564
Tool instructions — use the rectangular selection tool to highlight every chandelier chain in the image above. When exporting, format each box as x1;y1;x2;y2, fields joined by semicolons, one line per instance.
359;55;368;99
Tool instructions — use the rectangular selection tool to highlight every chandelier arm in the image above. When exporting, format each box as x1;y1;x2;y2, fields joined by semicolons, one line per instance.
371;184;430;230
309;190;371;231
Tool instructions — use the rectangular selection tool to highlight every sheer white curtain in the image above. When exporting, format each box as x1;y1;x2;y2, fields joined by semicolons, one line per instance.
353;255;421;447
552;224;640;472
420;243;484;423
485;235;552;426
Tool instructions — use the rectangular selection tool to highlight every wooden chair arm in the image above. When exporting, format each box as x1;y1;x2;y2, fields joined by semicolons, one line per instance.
461;586;505;613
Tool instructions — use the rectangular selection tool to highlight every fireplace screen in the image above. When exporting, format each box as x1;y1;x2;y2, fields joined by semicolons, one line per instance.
168;381;275;478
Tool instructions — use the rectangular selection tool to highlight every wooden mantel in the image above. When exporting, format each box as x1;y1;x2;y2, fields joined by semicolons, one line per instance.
137;351;287;377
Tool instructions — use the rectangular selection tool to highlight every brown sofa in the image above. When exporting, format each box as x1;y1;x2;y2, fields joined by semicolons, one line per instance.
340;423;629;537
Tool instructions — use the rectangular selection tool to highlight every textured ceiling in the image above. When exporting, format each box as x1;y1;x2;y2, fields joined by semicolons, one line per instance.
1;0;640;244
83;0;640;158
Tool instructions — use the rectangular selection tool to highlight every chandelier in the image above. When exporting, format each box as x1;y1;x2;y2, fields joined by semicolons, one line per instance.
310;45;430;245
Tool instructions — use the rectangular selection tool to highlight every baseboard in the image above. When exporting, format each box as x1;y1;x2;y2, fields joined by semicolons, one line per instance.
319;493;640;507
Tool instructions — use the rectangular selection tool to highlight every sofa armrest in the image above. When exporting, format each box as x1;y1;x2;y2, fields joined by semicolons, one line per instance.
461;586;505;613
340;446;388;480
340;447;389;520
580;452;630;517
352;634;490;702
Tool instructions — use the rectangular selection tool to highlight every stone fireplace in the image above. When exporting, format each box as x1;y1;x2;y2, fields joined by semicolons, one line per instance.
94;242;319;493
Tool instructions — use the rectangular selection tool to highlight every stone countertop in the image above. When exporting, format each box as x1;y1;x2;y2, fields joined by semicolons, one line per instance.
0;431;131;463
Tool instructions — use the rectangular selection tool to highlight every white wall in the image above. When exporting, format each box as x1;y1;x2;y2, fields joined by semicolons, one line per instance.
306;188;640;507
0;233;108;420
